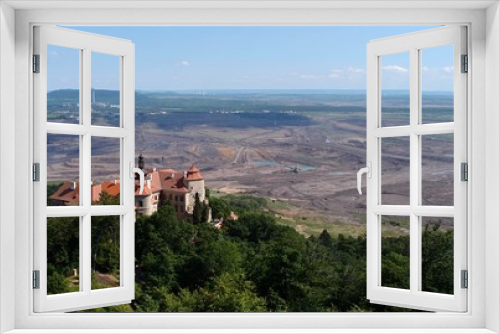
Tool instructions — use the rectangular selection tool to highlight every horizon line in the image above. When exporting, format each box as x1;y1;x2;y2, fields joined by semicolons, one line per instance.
48;88;454;93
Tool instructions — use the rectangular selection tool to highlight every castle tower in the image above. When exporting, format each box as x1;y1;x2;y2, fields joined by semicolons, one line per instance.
138;152;145;170
135;153;146;181
184;163;205;202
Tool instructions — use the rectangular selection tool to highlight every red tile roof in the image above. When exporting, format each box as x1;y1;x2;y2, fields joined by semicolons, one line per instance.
145;170;163;193
157;169;190;193
49;181;79;205
50;181;121;205
185;164;204;181
91;181;121;202
135;183;152;196
101;181;121;196
49;164;203;205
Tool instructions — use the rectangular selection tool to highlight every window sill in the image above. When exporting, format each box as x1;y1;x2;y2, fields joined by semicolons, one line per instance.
4;329;497;334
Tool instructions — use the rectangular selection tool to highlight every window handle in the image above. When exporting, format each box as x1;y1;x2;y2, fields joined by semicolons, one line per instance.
130;162;145;195
357;162;371;195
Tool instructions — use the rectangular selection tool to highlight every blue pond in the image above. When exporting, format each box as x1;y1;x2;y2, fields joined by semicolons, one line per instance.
251;161;315;170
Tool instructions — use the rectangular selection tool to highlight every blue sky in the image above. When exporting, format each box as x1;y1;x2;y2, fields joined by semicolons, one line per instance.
48;26;454;91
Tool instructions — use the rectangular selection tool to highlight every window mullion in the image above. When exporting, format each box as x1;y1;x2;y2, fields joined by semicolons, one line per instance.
81;47;92;294
82;48;91;210
81;214;91;293
409;47;420;294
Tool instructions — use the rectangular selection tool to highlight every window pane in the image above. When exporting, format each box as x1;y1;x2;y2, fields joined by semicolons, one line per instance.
91;52;121;127
380;52;410;127
47;134;80;206
421;133;454;206
47;45;80;124
91;137;121;205
381;137;410;205
421;217;454;294
91;215;121;290
47;217;80;295
381;215;410;290
421;45;454;124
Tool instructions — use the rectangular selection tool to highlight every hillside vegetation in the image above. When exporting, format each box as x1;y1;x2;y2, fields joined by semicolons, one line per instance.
47;194;453;313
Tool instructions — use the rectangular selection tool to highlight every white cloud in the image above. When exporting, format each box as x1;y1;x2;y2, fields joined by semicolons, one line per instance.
177;60;190;67
287;67;364;81
329;69;343;78
348;66;366;74
442;66;454;73
383;65;408;73
422;66;430;72
289;72;324;80
300;74;323;79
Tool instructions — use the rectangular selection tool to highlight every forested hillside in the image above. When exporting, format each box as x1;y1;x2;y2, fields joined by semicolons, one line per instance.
47;194;453;312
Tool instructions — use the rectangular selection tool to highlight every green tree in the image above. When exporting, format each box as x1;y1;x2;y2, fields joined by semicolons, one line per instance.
46;216;79;295
318;229;333;248
91;214;120;274
192;193;203;225
203;202;211;222
421;222;453;294
160;273;267;312
209;197;231;219
135;205;195;289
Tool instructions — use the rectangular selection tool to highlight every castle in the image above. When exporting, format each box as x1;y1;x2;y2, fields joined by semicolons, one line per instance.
49;156;211;221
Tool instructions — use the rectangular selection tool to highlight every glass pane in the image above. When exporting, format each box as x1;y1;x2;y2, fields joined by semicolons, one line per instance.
421;217;454;294
91;52;121;127
381;137;410;205
91;137;121;205
91;215;121;290
381;215;410;290
381;52;410;127
47;217;80;295
421;45;454;124
47;134;80;206
421;133;454;206
47;45;80;124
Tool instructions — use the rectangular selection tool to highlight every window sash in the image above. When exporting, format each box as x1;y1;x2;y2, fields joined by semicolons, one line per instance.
366;26;467;312
32;25;135;313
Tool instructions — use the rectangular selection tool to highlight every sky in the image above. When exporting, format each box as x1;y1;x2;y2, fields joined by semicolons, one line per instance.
47;26;454;91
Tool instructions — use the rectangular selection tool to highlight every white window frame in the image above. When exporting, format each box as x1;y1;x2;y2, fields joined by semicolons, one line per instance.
366;26;468;312
33;25;136;313
1;2;499;333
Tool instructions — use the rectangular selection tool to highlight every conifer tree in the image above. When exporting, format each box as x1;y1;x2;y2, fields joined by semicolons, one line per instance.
192;193;203;224
203;202;210;223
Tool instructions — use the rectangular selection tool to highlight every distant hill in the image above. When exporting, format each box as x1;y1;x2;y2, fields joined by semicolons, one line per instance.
47;89;79;103
48;89;122;104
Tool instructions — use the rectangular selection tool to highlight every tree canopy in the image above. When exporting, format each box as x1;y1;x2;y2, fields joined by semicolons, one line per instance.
46;193;453;312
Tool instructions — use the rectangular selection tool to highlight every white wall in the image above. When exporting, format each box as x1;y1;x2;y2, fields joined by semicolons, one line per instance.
0;2;16;333
485;2;500;333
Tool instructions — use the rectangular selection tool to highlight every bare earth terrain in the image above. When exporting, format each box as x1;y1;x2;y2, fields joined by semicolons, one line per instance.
47;91;454;237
